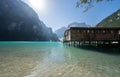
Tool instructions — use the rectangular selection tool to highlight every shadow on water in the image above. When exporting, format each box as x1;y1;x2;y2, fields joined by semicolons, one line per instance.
76;46;120;56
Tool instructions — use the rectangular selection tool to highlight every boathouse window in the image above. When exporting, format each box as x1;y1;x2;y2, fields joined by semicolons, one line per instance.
119;30;120;34
83;30;86;33
103;30;105;33
87;30;90;33
111;30;113;34
91;30;94;33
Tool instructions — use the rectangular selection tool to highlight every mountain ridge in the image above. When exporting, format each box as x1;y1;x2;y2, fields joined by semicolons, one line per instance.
55;27;67;39
0;0;58;41
68;22;90;27
97;9;120;27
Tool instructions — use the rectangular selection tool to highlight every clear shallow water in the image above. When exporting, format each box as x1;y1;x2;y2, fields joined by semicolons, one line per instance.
0;42;120;77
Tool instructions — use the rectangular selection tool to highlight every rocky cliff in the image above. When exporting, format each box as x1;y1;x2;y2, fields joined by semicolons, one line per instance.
0;0;58;41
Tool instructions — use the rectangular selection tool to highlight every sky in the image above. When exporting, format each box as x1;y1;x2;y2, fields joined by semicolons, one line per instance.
22;0;120;31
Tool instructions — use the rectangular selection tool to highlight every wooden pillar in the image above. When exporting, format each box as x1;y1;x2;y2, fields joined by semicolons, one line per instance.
71;41;73;46
73;41;75;46
83;41;85;46
95;41;97;46
88;41;91;46
68;41;70;46
77;41;79;47
78;41;80;47
97;41;99;47
117;41;120;47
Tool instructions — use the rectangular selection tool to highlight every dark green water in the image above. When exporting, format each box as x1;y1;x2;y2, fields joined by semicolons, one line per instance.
0;42;120;77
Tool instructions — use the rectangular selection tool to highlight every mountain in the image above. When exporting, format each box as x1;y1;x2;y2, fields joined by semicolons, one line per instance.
68;22;90;27
55;27;67;39
55;22;90;39
0;0;58;41
97;9;120;27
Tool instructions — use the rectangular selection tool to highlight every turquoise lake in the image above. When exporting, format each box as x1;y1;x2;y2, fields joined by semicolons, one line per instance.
0;42;120;77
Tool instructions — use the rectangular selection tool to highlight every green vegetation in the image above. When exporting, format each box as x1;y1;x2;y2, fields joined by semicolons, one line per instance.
97;9;120;27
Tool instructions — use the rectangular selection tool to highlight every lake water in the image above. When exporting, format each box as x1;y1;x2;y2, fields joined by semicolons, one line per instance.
0;42;120;77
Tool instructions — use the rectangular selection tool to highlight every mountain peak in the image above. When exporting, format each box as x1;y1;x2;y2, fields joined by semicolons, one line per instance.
68;22;90;27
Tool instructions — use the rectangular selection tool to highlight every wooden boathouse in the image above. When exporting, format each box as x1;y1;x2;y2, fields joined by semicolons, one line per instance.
63;27;120;46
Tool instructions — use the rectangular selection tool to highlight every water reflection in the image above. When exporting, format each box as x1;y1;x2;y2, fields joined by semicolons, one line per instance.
76;46;120;55
0;42;120;77
64;45;120;77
